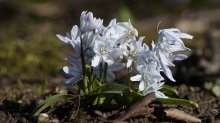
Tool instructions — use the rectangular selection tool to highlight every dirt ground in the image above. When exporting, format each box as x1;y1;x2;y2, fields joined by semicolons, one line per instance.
1;76;220;123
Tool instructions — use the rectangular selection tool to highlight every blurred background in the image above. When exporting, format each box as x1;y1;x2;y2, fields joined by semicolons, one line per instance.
0;0;220;85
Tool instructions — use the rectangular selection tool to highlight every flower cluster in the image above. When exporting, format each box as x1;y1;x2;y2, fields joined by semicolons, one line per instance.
56;11;193;98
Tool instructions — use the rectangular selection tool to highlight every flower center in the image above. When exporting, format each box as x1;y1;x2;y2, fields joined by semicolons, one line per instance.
100;46;108;55
128;29;136;35
129;50;137;58
143;73;149;81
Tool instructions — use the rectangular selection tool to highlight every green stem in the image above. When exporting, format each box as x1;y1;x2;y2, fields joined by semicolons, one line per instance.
80;39;88;94
89;67;93;91
126;67;131;88
99;62;103;84
103;62;108;84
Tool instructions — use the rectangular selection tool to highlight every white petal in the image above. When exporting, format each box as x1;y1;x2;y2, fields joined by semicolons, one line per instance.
165;28;180;33
86;31;95;48
139;81;146;91
108;63;125;71
71;25;80;40
126;58;133;68
61;76;82;87
65;58;82;71
108;19;116;27
169;54;188;61
155;91;168;98
159;58;176;82
68;54;80;59
159;50;174;66
107;71;115;82
130;75;142;81
117;20;133;30
109;49;121;59
176;33;193;39
56;34;72;45
63;66;81;77
103;54;114;65
80;11;103;33
168;45;190;52
163;30;185;46
66;32;71;39
91;54;101;67
142;84;155;95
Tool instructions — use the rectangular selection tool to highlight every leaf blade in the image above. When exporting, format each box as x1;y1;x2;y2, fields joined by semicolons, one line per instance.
154;98;198;107
31;94;76;117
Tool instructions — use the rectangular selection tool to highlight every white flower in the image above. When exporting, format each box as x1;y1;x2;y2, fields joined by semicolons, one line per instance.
93;61;125;82
102;19;121;41
83;31;97;63
152;28;193;82
131;64;164;91
91;36;121;67
80;11;103;33
117;20;138;39
143;82;168;98
123;36;147;68
158;28;193;47
61;58;83;87
56;25;82;53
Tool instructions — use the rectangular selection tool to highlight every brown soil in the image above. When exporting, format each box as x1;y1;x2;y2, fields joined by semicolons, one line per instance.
1;77;220;123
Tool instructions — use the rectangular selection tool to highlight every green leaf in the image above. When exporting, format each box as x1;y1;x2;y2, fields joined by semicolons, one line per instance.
112;89;143;107
100;83;130;94
215;78;220;86
129;90;143;103
92;93;114;106
211;78;220;96
212;85;220;96
90;84;130;106
30;94;76;117
160;85;178;95
91;77;102;92
154;98;198;107
113;94;124;106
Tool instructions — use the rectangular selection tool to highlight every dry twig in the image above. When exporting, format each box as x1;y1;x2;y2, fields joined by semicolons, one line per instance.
113;92;156;122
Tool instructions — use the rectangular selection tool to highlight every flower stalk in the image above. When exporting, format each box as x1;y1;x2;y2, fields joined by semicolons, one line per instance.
103;62;108;84
80;38;88;94
126;68;131;88
89;66;93;91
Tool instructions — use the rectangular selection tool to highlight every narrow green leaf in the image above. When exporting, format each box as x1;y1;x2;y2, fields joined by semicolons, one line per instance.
101;94;114;106
100;83;130;94
92;77;102;91
129;90;143;103
72;80;84;94
92;93;114;106
31;94;76;117
160;85;178;95
154;98;198;107
113;94;124;106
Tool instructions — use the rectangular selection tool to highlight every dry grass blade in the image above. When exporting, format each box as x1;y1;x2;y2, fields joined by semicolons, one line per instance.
113;92;156;122
164;108;201;123
0;93;8;105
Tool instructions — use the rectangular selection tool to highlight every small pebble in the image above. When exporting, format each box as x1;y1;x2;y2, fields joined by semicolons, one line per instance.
50;118;59;123
59;89;66;94
37;113;49;123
